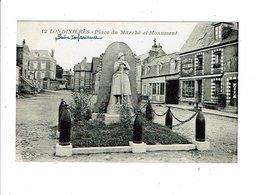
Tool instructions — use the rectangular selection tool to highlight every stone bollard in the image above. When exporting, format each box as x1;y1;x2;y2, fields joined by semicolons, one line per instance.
193;107;210;151
145;100;153;121
56;104;72;156
133;110;143;144
59;104;72;145
165;107;173;129
195;108;205;142
129;110;146;153
57;99;65;138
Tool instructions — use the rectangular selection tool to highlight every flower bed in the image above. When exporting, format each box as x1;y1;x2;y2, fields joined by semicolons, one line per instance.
72;119;190;148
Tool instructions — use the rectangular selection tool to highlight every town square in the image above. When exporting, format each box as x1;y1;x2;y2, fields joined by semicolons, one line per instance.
15;21;238;163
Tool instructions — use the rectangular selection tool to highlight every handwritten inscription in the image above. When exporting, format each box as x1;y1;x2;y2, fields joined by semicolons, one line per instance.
55;34;103;42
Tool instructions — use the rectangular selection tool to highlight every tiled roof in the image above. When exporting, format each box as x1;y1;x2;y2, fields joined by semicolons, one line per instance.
137;52;149;61
142;52;179;78
74;58;92;72
179;22;238;54
29;50;54;60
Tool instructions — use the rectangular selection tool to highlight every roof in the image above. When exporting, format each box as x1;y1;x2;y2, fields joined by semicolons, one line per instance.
74;57;92;72
179;22;238;54
29;50;55;61
142;52;179;78
137;52;149;61
63;70;73;76
16;44;30;52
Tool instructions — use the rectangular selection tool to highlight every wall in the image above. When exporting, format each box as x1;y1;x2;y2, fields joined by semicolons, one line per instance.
223;44;238;72
203;79;211;101
180;54;195;77
204;50;212;75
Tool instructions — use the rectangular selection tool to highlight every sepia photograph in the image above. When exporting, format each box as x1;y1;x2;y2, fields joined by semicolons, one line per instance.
3;0;258;195
16;21;238;163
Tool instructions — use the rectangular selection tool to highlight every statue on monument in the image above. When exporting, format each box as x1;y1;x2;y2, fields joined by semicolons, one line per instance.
112;52;131;104
107;52;132;114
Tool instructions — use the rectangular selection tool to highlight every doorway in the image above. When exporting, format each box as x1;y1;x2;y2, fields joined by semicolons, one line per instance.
230;80;238;106
165;80;179;104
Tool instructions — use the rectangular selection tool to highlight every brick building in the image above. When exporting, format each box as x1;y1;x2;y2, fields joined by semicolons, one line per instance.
178;22;238;109
73;57;93;92
141;52;180;103
137;38;167;95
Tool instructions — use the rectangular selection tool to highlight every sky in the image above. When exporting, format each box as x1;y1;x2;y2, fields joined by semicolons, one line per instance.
17;21;196;70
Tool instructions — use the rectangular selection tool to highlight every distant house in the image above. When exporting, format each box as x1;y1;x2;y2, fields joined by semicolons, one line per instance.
62;69;74;89
29;49;56;90
179;22;238;108
141;52;180;103
16;40;35;93
73;57;93;92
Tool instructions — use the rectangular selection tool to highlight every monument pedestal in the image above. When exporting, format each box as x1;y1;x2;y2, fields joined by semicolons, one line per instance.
92;113;120;125
56;143;72;157
192;140;210;151
129;141;147;153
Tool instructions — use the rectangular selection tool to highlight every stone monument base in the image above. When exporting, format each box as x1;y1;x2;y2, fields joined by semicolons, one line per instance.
129;141;147;153
192;140;210;151
56;143;72;157
92;113;121;125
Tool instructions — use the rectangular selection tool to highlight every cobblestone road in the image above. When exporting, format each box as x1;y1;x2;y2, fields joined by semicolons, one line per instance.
16;90;237;163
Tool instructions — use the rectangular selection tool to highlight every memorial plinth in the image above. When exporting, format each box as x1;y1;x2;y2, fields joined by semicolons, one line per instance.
92;41;138;124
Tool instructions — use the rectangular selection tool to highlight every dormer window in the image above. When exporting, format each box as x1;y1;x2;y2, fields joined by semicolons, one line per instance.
157;63;163;74
215;25;222;40
214;22;233;40
145;66;150;75
147;66;151;73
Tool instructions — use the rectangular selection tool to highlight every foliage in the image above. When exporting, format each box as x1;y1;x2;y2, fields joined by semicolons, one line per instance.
119;98;132;129
69;91;93;124
72;118;190;148
56;64;64;78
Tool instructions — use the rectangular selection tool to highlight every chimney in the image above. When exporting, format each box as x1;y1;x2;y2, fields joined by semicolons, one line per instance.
22;39;26;45
51;49;54;58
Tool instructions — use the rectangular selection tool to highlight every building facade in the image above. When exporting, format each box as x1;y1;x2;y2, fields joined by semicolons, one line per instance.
73;57;93;92
179;22;238;108
62;69;73;89
16;40;32;93
28;49;56;90
141;52;180;103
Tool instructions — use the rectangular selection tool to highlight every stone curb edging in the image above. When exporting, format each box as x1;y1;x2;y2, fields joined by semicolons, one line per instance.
71;143;196;155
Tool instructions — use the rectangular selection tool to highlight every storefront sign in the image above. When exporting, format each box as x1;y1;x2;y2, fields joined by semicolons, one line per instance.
182;58;194;74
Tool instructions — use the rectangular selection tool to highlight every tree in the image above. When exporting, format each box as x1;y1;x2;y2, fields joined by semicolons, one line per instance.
56;64;64;78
